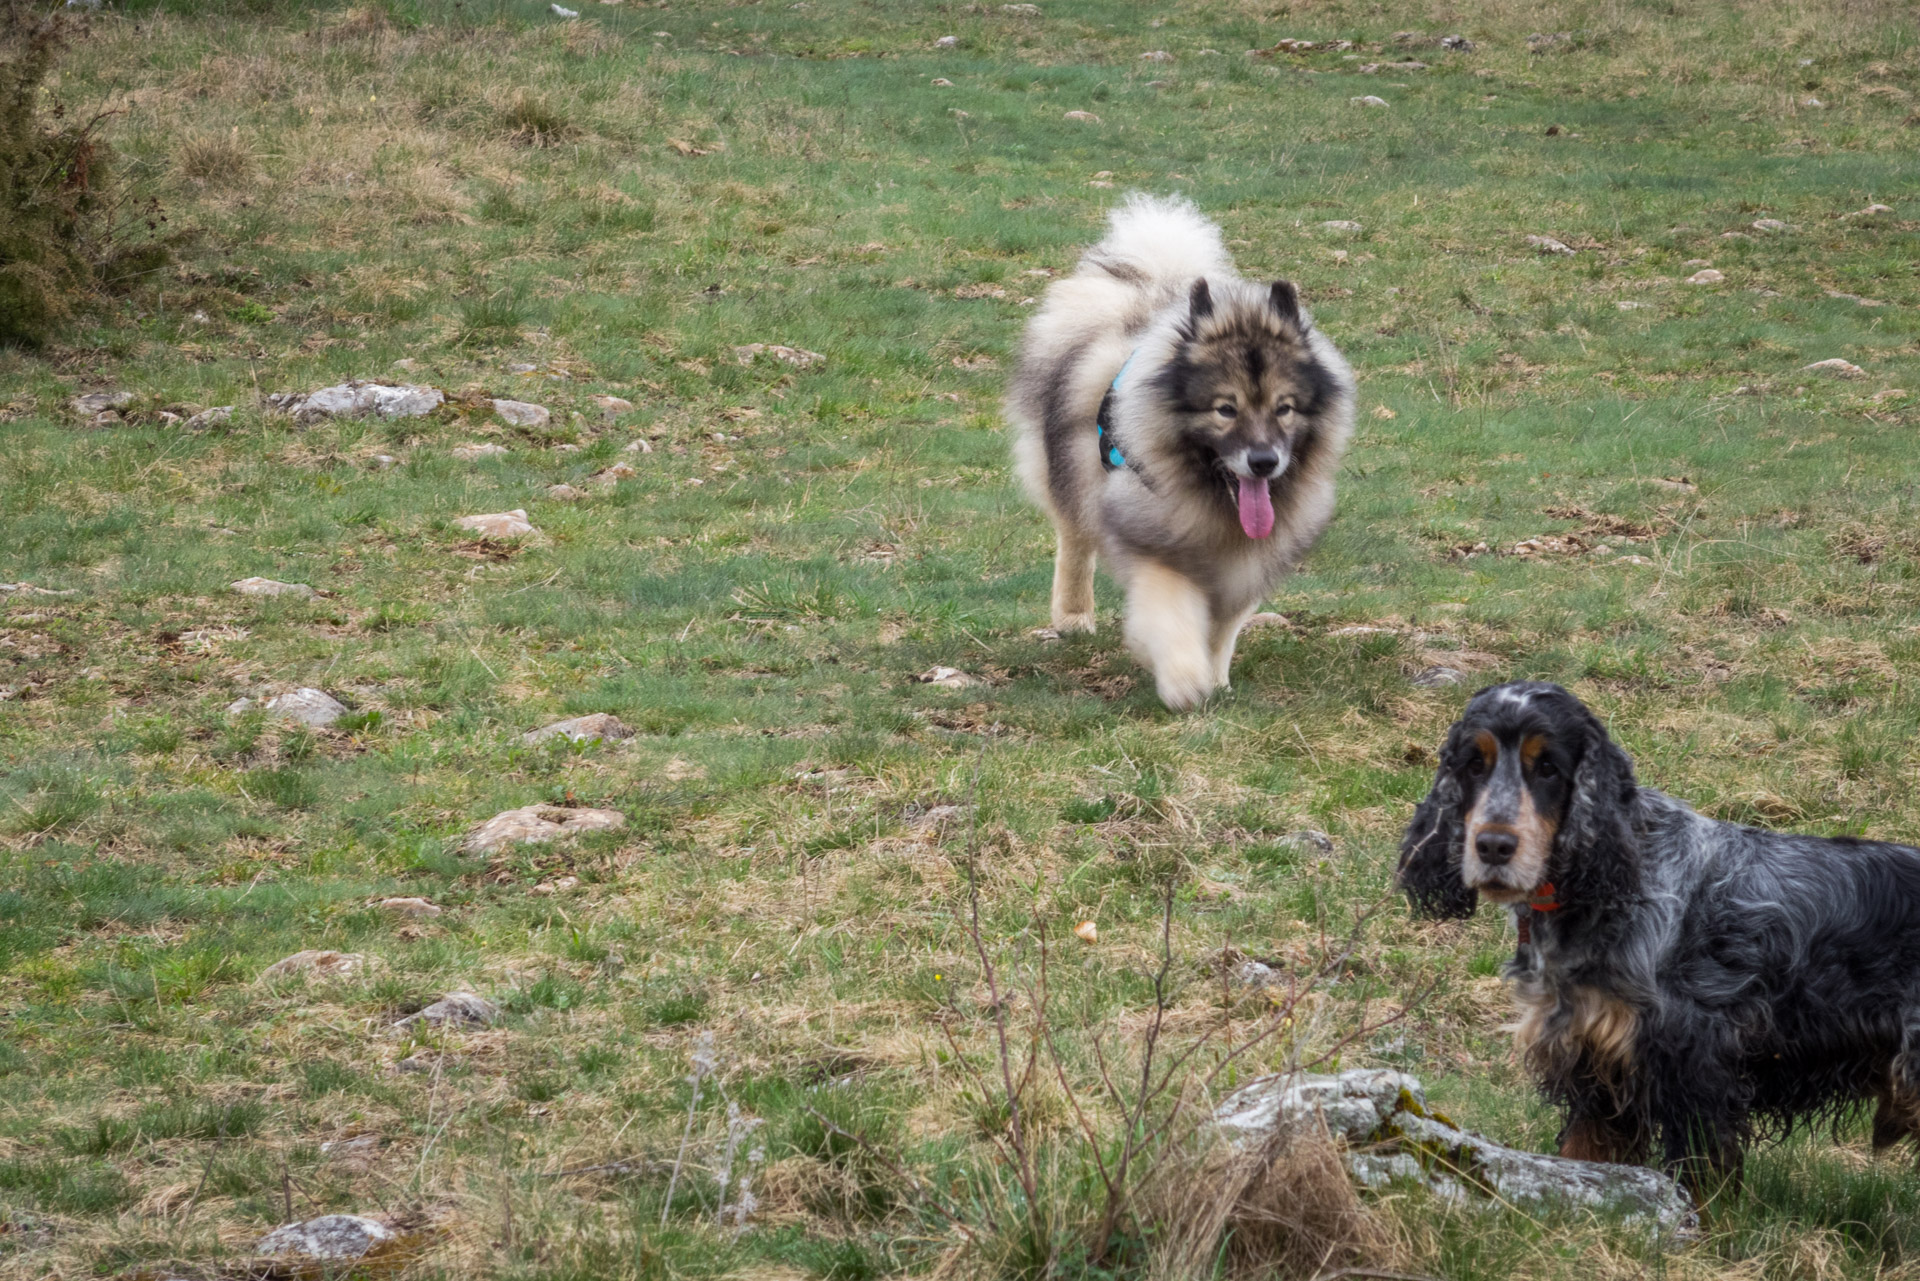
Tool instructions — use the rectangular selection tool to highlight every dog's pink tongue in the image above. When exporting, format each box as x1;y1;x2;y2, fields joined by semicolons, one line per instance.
1237;477;1275;540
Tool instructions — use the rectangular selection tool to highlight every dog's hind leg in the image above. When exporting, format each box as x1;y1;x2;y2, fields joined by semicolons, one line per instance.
1049;522;1099;633
1878;1006;1920;1150
1123;561;1215;710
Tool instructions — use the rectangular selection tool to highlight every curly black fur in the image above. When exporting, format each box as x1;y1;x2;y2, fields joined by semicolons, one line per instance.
1399;680;1920;1192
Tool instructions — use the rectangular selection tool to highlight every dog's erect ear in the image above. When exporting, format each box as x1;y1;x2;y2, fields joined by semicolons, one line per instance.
1398;756;1478;919
1188;278;1214;320
1268;280;1302;326
1552;707;1641;908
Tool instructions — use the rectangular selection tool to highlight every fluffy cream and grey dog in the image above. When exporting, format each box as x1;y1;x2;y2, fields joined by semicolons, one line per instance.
1008;195;1355;709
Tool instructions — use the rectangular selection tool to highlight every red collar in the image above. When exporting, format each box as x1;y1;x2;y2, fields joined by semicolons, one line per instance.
1515;882;1561;945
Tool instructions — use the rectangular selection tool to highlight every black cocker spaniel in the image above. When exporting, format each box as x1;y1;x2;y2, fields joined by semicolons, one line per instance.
1399;680;1920;1194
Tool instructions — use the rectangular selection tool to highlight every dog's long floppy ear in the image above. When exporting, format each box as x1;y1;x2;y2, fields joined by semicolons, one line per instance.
1268;280;1302;327
1188;278;1213;320
1397;753;1478;919
1552;706;1641;908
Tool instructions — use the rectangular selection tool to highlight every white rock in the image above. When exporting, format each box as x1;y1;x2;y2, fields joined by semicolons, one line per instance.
371;454;398;469
256;1215;400;1262
935;34;958;46
917;665;978;688
492;399;551;428
1064;110;1102;122
1802;358;1865;378
186;406;234;429
465;804;626;855
259;950;373;982
733;343;825;368
546;483;588;501
625;438;654;453
451;442;510;460
378;896;442;918
1843;203;1894;220
71;390;132;414
263;688;348;727
521;713;633;745
1351;95;1390;107
1616;300;1649;310
1141;50;1173;61
318;1134;381;1160
1752;218;1792;232
1319;220;1363;232
931;78;954;87
1526;234;1575;255
455;510;535;538
594;462;638;485
1803;97;1822;107
394;991;498;1029
391;358;419;371
271;382;444;423
591;394;634;418
1241;612;1290;630
231;577;314;598
1412;665;1468;688
1214;1069;1694;1232
551;3;578;15
1000;2;1038;13
1684;269;1725;284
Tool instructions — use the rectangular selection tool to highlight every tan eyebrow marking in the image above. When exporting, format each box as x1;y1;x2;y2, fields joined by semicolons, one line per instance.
1521;734;1548;770
1475;730;1498;770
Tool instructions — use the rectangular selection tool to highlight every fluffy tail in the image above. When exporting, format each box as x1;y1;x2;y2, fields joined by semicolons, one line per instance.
1081;193;1231;290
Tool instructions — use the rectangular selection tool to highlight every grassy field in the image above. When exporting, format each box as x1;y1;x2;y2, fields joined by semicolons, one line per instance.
3;0;1920;1276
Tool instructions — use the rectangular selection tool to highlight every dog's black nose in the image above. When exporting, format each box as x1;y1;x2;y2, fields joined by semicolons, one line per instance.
1475;830;1518;865
1246;447;1281;477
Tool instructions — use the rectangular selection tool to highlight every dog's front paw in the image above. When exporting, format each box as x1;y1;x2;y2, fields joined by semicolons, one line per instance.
1053;611;1096;635
1153;660;1218;712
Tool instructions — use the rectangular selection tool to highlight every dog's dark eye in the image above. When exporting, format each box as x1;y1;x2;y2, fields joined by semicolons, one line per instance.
1275;402;1296;416
1534;759;1558;780
1465;755;1489;778
1214;402;1237;419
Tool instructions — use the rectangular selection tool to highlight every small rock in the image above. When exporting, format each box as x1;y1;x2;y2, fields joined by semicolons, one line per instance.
318;1135;381;1160
625;438;654;453
1802;358;1864;378
1802;97;1822;107
1073;920;1098;943
594;462;638;484
530;875;580;896
554;442;581;453
451;442;510;460
1064;110;1102;122
1439;34;1473;50
464;804;626;855
1617;301;1649;310
591;394;634;418
1842;203;1894;220
270;382;443;424
393;1052;438;1074
71;390;133;415
186;405;234;429
1685;269;1725;284
1000;3;1039;13
935;34;958;47
546;483;588;501
1871;388;1909;402
931;77;954;86
1526;234;1575;255
492;399;551;428
378;896;442;918
1372;405;1398;418
909;803;968;832
1286;829;1336;854
1648;476;1698;491
1350;95;1390;107
916;665;979;688
1412;665;1468;688
1319;220;1364;232
265;688;348;727
371;454;398;469
1329;624;1396;637
1241;612;1290;630
1141;50;1173;61
552;3;578;15
256;1215;401;1262
1752;218;1792;232
1824;290;1885;307
1683;258;1711;267
521;713;632;745
259;950;373;982
1613;554;1655;566
395;991;498;1029
391;358;419;371
1214;1069;1694;1232
1030;627;1062;641
733;343;825;368
455;509;535;538
507;362;539;375
231;576;315;598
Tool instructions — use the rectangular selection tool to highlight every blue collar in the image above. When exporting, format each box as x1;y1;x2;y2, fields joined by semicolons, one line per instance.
1096;349;1139;471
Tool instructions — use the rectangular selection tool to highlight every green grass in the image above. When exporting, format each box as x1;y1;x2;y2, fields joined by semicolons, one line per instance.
1;0;1919;1277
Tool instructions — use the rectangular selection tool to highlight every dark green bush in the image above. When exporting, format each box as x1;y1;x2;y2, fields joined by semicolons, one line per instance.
0;0;165;346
